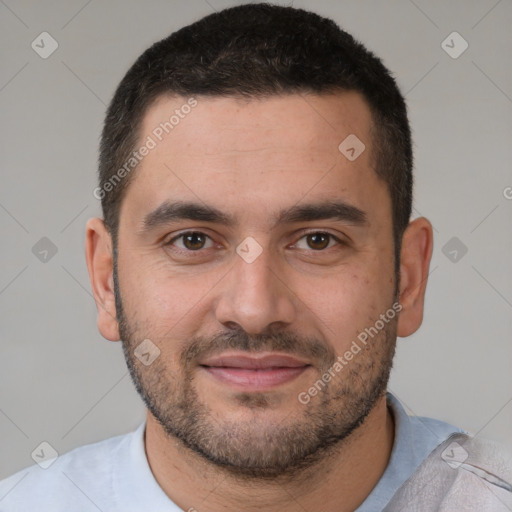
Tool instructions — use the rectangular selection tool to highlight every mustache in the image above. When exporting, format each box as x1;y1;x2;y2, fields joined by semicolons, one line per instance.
180;328;336;369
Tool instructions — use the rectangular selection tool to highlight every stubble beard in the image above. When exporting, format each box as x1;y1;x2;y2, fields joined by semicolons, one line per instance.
114;264;397;481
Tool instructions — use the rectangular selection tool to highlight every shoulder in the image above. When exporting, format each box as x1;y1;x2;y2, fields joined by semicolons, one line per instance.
386;393;466;460
0;429;135;512
385;432;512;511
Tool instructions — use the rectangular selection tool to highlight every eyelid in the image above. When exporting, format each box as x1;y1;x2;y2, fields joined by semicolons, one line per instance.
295;228;348;242
163;229;348;252
291;230;344;250
165;230;216;250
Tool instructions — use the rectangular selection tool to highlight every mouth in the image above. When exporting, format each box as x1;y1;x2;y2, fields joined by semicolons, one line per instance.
199;353;312;391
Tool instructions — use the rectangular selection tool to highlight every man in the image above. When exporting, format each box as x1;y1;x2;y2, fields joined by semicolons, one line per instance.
0;3;510;511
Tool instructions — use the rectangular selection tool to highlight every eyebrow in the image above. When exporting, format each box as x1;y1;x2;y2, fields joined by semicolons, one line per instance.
276;201;367;226
140;199;368;234
141;201;234;233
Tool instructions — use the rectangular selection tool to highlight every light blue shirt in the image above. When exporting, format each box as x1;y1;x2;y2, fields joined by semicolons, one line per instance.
357;393;464;510
0;393;463;511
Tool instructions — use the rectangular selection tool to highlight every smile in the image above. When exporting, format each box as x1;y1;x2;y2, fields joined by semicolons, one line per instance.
199;353;312;391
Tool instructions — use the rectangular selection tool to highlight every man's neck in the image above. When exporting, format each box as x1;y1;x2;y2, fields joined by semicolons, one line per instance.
145;395;395;512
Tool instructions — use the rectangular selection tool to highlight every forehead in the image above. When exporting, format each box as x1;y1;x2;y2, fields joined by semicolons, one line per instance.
121;91;387;228
141;91;373;160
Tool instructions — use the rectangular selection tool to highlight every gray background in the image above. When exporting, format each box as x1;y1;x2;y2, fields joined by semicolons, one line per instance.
1;0;511;479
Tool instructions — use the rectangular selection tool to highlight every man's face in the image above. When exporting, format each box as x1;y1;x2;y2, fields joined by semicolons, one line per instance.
114;92;398;478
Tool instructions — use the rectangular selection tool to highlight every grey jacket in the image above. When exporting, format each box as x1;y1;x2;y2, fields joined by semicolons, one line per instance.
384;433;512;511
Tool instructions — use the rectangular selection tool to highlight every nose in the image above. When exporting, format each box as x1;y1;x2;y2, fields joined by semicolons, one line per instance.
214;244;297;335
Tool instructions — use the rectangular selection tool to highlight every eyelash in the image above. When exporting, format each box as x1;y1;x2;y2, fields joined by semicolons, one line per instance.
166;231;216;252
165;230;345;254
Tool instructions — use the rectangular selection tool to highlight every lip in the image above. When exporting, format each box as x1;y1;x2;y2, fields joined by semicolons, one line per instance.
199;352;311;391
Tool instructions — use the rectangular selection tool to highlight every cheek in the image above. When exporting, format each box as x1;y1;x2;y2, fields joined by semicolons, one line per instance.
303;268;388;352
119;255;218;333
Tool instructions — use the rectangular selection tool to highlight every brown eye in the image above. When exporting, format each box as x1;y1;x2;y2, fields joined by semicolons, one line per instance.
306;232;331;250
182;232;206;250
169;231;214;251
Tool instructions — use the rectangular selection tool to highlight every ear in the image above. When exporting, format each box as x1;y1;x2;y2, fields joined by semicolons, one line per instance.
397;217;434;338
85;217;120;341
